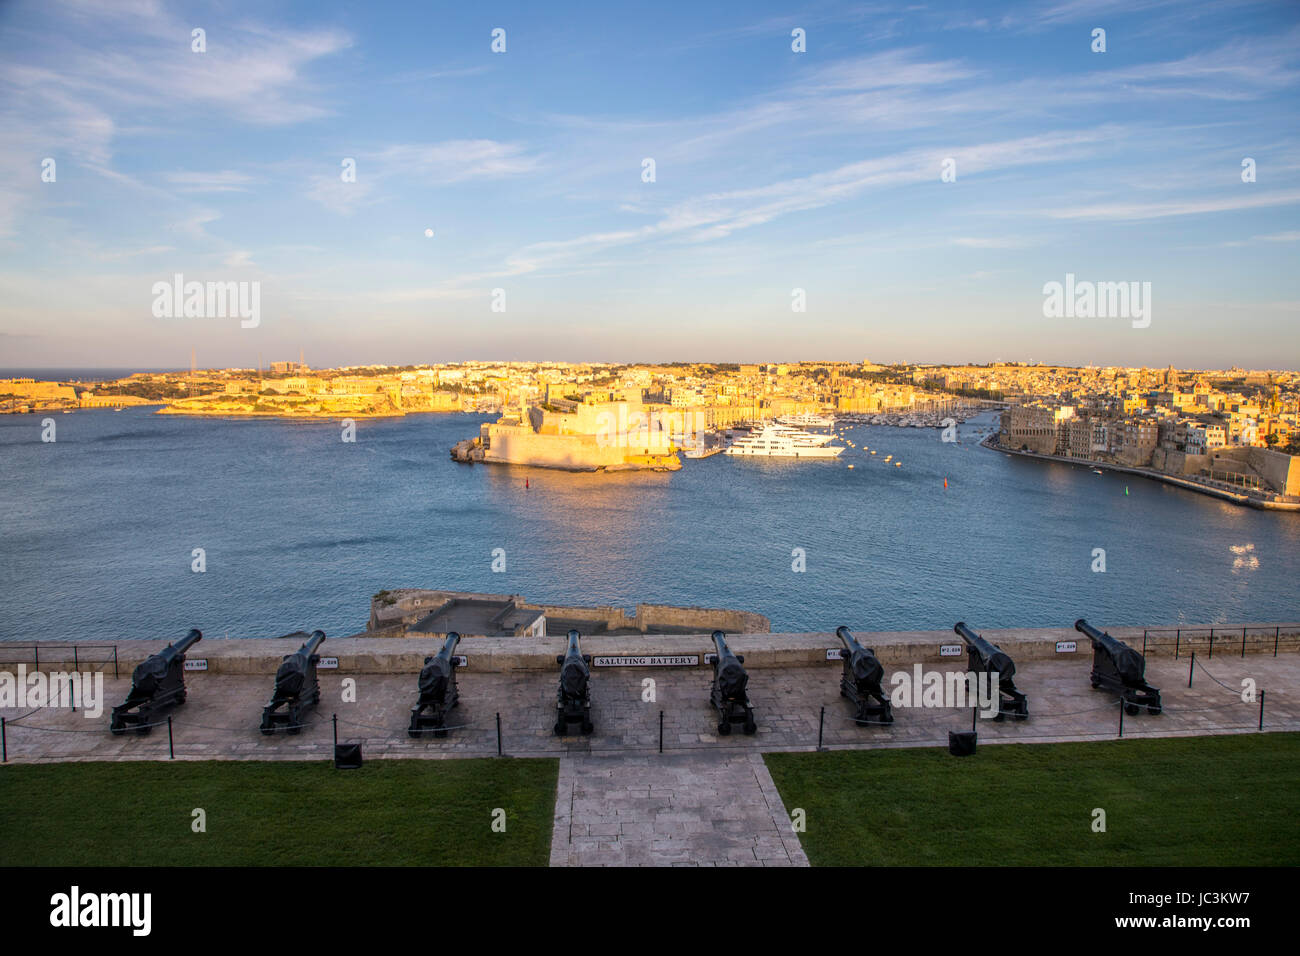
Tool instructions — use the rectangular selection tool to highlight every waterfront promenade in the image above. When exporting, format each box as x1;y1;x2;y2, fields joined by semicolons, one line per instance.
983;436;1300;511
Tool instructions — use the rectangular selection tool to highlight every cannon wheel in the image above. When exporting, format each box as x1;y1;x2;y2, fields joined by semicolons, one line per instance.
580;719;594;735
717;721;731;735
1148;705;1162;715
1125;703;1140;716
1090;677;1102;688
553;719;567;736
743;719;756;735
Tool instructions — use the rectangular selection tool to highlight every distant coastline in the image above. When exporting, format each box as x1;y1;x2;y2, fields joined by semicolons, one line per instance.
983;436;1300;512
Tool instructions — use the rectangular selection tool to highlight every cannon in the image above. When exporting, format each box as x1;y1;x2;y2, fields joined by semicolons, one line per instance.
954;622;1028;720
1075;619;1161;715
835;626;894;725
260;630;325;734
554;629;593;735
709;631;756;735
409;632;462;737
110;629;201;735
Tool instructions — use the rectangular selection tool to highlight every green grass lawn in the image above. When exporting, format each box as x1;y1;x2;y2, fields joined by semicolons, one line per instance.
765;733;1300;866
0;758;558;866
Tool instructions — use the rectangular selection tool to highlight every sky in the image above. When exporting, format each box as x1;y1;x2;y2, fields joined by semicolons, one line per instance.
0;0;1298;370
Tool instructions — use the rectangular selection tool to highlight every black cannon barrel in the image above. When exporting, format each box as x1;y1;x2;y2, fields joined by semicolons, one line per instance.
301;629;326;655
712;630;735;659
1074;618;1107;644
172;628;203;655
438;631;461;658
954;622;1011;669
565;629;582;655
836;625;865;654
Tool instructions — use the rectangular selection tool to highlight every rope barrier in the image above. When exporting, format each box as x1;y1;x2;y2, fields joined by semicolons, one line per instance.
1192;655;1253;696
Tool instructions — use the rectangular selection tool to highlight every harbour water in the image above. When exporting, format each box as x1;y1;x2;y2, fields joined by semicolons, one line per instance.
1;408;1296;642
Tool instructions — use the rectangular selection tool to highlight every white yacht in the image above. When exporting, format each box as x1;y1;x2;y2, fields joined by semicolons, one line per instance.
777;413;836;429
725;424;844;458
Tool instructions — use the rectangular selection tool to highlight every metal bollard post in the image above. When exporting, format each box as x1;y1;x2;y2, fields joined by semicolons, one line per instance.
168;716;174;759
1209;631;1214;659
1175;630;1180;659
496;712;502;757
817;706;825;751
1189;652;1195;688
659;710;664;754
333;713;338;749
1259;691;1265;731
2;716;6;763
1242;627;1247;658
1118;699;1124;738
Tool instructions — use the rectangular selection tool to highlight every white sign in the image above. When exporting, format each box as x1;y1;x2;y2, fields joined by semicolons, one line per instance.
183;659;208;671
1055;641;1077;653
592;655;700;667
451;655;468;667
826;648;845;661
940;644;963;657
318;657;339;670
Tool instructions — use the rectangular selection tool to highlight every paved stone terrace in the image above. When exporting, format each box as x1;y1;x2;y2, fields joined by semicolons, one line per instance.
3;651;1296;762
4;650;1297;867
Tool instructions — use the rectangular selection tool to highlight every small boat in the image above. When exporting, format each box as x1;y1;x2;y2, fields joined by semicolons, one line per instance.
895;461;902;467
1091;468;1103;475
871;450;877;455
847;464;854;470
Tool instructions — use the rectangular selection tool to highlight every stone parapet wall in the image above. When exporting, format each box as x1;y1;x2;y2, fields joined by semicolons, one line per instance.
11;624;1296;676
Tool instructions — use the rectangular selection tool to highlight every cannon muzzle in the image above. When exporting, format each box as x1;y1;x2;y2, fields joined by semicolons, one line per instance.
566;629;581;655
953;621;979;644
175;628;203;655
302;629;327;656
711;630;734;658
439;631;462;658
1074;618;1106;643
836;625;863;653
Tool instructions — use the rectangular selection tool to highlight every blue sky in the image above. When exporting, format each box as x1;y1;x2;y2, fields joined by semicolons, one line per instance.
1;0;1298;369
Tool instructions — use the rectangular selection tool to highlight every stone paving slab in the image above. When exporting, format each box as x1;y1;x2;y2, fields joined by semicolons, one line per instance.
549;751;808;866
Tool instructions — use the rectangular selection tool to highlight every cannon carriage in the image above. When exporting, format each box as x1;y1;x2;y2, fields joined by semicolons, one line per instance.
834;626;894;725
110;629;202;735
260;630;326;734
409;632;462;737
954;622;1029;720
554;629;593;735
709;631;756;735
1075;619;1161;715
